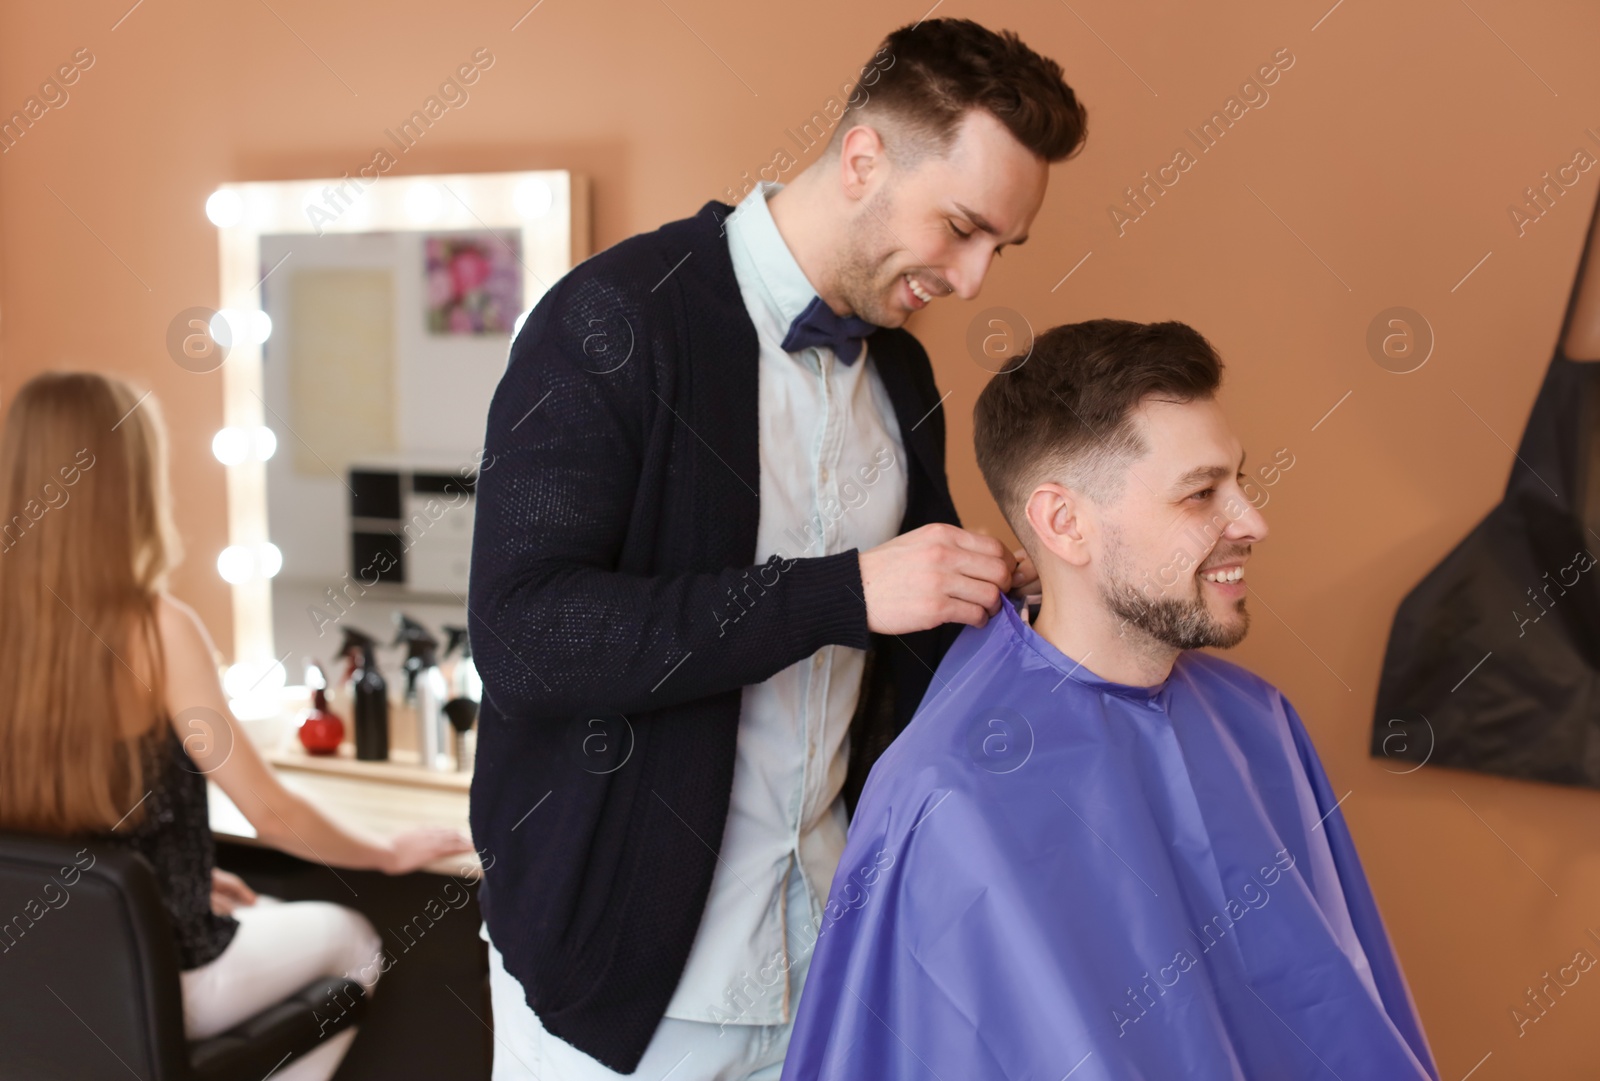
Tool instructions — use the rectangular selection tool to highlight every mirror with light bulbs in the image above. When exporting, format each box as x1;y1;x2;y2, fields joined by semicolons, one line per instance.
204;171;590;716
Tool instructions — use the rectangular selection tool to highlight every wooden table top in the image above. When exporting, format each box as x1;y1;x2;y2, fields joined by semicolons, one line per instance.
208;740;480;878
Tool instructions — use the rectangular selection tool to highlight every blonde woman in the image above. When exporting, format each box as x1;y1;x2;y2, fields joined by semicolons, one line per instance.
0;372;473;1081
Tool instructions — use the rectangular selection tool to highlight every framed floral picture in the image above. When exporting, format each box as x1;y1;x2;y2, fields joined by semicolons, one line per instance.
424;230;522;335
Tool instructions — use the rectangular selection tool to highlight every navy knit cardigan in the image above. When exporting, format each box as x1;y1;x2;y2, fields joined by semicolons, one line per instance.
467;199;962;1073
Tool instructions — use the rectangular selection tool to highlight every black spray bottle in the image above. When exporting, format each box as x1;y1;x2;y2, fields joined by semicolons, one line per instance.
341;627;389;761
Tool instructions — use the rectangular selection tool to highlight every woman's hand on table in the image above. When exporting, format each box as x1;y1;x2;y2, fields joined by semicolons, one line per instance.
382;827;476;874
210;868;259;916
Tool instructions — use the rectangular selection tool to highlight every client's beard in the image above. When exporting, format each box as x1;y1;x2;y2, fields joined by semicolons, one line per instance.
1098;544;1250;652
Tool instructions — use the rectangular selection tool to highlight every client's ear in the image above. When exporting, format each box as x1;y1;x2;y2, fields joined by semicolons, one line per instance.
1024;483;1090;567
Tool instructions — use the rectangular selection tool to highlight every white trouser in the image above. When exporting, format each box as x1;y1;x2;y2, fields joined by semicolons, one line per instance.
484;864;815;1081
180;895;383;1081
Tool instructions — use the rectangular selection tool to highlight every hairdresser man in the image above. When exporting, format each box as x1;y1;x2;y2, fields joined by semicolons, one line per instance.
468;18;1087;1079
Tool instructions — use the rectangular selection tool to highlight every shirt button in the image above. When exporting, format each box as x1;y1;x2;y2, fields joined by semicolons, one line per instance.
814;654;825;669
819;466;829;483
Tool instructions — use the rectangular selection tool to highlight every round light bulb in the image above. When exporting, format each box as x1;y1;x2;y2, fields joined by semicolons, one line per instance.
252;427;277;461
212;309;271;347
212;427;249;466
206;189;243;228
223;658;287;700
257;542;283;579
514;178;553;219
216;544;256;584
209;310;234;347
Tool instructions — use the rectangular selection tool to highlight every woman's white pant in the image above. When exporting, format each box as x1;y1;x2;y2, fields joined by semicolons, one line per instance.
180;895;383;1081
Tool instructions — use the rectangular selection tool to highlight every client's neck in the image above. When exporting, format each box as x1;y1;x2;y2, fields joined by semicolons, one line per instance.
1030;587;1180;689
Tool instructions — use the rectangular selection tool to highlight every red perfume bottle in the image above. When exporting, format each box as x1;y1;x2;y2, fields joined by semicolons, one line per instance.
298;684;345;755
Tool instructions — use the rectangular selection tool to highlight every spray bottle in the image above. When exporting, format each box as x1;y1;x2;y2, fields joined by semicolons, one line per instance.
395;614;451;771
442;625;481;773
340;627;389;762
296;661;345;755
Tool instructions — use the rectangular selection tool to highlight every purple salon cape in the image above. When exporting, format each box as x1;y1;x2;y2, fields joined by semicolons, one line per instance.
781;599;1438;1081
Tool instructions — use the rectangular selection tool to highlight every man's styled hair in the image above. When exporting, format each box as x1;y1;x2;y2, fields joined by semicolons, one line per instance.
832;19;1088;166
974;319;1224;543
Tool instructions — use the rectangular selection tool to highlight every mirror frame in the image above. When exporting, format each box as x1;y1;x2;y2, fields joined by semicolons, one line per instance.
210;170;590;674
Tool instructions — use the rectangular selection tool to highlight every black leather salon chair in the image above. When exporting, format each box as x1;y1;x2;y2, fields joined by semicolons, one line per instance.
0;832;367;1080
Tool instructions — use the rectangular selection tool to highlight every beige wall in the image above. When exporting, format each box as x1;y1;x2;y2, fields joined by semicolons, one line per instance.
5;0;1600;1073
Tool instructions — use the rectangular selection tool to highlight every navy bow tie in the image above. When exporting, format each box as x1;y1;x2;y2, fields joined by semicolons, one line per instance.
780;295;878;365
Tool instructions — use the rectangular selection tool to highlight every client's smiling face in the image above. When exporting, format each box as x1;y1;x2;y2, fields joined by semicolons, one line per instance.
1093;397;1268;651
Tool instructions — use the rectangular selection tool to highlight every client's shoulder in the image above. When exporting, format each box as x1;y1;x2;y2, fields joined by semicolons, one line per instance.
853;618;1052;825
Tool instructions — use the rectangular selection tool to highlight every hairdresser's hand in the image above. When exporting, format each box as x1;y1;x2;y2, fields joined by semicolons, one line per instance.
210;868;258;916
859;523;1016;635
382;827;476;875
1008;546;1040;600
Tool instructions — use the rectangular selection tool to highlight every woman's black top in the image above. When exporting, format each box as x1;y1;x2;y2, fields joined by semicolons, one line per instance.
102;727;239;969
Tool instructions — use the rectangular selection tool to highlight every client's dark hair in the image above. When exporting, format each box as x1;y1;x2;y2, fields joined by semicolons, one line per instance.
831;18;1089;166
974;319;1224;543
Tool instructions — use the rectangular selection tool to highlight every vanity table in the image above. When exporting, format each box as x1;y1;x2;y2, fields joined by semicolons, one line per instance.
209;741;478;877
210;716;491;1080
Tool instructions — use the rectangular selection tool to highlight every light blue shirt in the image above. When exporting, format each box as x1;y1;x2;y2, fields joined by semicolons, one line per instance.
662;182;909;1024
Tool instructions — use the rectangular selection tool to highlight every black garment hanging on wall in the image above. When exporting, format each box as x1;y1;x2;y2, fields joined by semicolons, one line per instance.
1373;187;1600;787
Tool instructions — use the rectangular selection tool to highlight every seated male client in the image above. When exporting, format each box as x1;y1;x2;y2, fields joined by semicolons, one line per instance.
780;319;1439;1081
